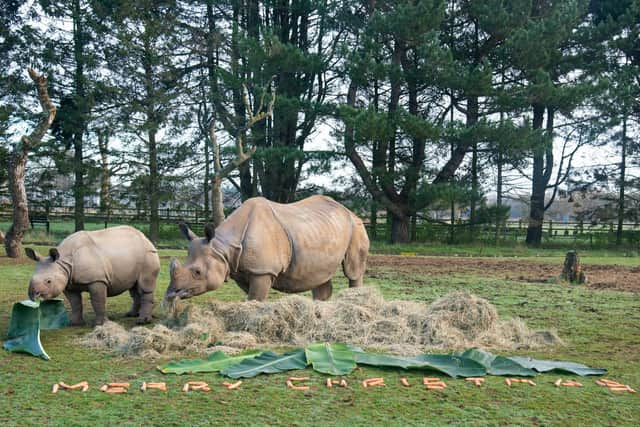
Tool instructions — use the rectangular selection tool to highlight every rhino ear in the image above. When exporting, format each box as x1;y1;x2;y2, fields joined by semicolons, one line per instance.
178;222;198;241
49;248;60;261
203;223;215;243
25;248;41;262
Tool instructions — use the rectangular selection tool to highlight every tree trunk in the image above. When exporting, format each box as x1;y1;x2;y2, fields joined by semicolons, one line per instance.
98;131;110;214
6;151;30;258
210;122;226;227
211;176;225;227
72;0;86;232
449;199;455;244
142;32;160;243
5;69;56;258
203;129;211;220
205;0;219;219
73;132;85;231
616;115;627;246
390;212;410;244
239;161;254;201
411;214;417;242
525;104;549;247
369;200;378;240
467;96;479;236
148;129;159;243
400;71;425;243
495;150;503;244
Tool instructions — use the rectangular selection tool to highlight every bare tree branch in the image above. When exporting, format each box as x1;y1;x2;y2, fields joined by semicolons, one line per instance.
5;68;57;258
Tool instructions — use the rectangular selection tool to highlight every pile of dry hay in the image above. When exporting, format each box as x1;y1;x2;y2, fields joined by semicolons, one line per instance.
79;287;561;358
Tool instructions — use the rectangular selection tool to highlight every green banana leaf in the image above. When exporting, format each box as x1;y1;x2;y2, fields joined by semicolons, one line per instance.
353;350;486;378
508;356;607;376
3;299;69;360
456;349;536;377
39;300;70;330
305;343;356;376
157;350;262;375
411;354;486;378
220;349;308;378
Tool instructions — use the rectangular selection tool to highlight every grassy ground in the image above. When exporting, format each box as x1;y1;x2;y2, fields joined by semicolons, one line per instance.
0;248;639;426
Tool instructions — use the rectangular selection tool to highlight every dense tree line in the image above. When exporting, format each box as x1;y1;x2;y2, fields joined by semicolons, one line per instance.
1;0;639;248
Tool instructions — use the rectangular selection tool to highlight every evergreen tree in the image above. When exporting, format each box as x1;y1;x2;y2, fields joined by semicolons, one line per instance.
502;0;599;246
339;0;452;243
590;0;640;244
38;0;106;231
98;0;189;242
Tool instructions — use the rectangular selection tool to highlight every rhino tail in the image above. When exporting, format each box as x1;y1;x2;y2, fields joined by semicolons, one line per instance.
343;217;369;281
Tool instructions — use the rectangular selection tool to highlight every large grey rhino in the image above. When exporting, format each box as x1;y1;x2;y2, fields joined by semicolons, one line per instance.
26;226;160;325
165;195;369;301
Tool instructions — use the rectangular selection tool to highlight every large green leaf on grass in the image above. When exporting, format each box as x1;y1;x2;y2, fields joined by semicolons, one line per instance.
410;354;486;378
508;357;607;376
221;349;308;378
456;349;536;377
3;299;69;360
353;350;486;378
157;350;262;375
352;351;416;370
305;343;356;375
39;300;70;330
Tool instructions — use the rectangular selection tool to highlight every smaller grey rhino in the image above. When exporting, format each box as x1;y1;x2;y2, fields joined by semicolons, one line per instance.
26;226;160;326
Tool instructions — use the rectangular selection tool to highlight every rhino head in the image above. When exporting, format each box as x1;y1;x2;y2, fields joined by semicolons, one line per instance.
26;248;70;301
165;222;229;300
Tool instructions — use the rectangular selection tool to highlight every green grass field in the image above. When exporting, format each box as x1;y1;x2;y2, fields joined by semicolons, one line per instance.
1;246;639;426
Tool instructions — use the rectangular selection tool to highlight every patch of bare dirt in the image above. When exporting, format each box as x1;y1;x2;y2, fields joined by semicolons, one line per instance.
367;255;640;292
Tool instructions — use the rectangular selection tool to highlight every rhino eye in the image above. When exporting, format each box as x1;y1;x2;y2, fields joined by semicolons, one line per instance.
46;279;52;285
193;268;201;277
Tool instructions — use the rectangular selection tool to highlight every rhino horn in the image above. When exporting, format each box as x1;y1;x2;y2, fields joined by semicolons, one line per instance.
169;258;181;276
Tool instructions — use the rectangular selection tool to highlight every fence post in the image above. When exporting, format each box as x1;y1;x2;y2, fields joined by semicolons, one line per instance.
579;220;584;234
548;219;553;236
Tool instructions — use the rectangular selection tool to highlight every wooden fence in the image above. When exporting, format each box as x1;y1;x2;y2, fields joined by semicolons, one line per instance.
1;204;638;246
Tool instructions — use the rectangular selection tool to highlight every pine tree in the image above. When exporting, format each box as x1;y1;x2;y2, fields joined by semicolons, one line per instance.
590;0;640;245
98;0;189;242
339;0;453;243
501;0;598;247
38;0;107;231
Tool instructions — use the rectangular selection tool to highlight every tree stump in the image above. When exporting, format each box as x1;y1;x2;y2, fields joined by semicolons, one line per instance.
561;251;586;284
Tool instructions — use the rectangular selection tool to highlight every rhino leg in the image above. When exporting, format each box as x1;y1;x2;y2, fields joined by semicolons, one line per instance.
64;290;85;326
136;271;156;324
88;283;108;326
137;291;154;324
349;277;363;288
312;280;332;301
247;274;273;301
125;287;141;317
